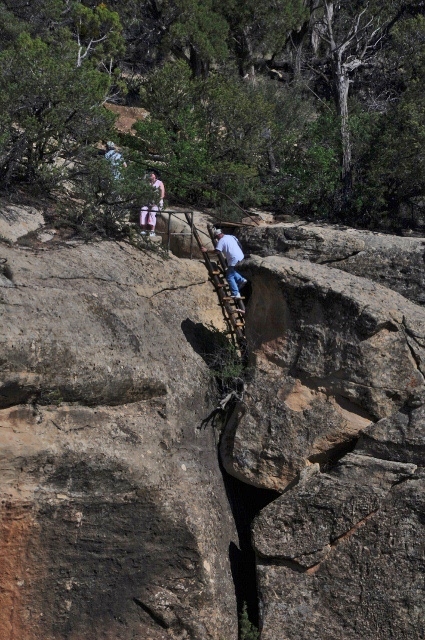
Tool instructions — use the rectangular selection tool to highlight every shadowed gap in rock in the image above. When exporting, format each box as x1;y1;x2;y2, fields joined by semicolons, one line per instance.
182;318;279;629
219;455;280;631
181;319;231;365
308;436;358;471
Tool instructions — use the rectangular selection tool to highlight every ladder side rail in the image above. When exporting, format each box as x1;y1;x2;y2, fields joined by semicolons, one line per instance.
207;264;245;342
210;272;245;343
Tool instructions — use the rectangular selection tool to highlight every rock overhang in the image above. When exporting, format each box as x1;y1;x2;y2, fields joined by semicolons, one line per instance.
221;254;425;492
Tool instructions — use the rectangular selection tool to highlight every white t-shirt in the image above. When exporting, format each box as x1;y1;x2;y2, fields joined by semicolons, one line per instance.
105;149;124;179
215;235;244;266
151;179;165;207
152;179;164;193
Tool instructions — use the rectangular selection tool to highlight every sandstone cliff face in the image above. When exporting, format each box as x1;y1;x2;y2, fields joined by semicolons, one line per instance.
3;214;425;640
238;222;425;306
221;255;425;491
220;251;425;640
0;239;237;640
252;409;425;640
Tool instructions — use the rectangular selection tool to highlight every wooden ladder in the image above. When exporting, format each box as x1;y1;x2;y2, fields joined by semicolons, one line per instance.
183;213;246;351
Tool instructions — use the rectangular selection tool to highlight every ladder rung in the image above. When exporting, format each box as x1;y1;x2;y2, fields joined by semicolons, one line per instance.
222;296;245;301
229;309;245;314
210;270;222;275
235;322;245;327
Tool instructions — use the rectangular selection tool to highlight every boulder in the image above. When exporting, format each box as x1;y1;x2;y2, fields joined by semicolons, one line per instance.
0;239;237;640
0;201;44;242
356;402;425;465
252;405;425;639
238;222;425;306
104;103;148;134
221;255;425;491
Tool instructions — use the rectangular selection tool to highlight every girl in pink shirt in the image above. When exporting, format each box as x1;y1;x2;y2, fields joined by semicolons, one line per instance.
140;171;165;236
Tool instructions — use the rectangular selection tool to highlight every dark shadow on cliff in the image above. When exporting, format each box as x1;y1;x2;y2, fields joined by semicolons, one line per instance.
181;319;246;403
181;319;227;366
33;453;201;639
219;455;280;630
181;319;278;629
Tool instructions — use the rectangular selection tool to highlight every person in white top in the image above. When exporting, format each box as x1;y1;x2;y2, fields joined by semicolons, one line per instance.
202;229;248;298
140;170;165;236
105;141;127;179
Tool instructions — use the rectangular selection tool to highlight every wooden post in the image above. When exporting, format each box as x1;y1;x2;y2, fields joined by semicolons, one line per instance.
167;211;171;253
190;211;194;260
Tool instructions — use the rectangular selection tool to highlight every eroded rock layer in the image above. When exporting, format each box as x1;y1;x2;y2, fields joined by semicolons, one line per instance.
220;252;425;640
221;255;425;491
239;222;425;306
253;405;425;639
0;240;237;640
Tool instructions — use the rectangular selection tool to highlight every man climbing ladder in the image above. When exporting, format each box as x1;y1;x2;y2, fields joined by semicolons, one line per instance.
183;212;247;349
201;228;248;299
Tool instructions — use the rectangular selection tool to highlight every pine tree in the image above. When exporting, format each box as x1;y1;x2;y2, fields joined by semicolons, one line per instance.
239;602;259;640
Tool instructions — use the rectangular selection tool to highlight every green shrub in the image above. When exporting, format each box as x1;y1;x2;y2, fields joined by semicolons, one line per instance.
0;32;114;189
135;63;277;217
200;325;246;396
239;602;259;640
47;149;168;246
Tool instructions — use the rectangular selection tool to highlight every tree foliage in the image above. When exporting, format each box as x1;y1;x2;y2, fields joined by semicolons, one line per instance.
220;0;309;76
134;61;295;215
70;2;125;68
58;148;153;239
350;14;425;227
164;0;229;77
0;0;134;241
239;602;259;640
1;0;425;232
0;31;113;187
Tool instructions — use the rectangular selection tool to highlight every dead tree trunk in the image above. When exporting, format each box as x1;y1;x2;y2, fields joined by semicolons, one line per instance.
321;1;383;194
336;64;351;182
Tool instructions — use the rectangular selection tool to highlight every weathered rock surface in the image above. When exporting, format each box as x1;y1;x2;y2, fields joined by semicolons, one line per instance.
221;255;425;491
104;103;148;134
0;201;45;242
0;239;237;640
252;403;425;639
3;216;425;640
217;249;425;640
356;402;425;465
238;222;425;305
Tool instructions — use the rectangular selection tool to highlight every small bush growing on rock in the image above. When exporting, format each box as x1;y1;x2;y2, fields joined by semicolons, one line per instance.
203;326;246;397
239;602;259;640
38;388;64;406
